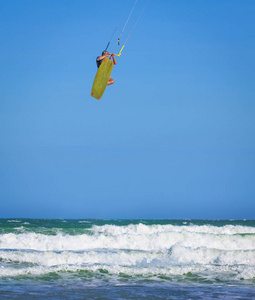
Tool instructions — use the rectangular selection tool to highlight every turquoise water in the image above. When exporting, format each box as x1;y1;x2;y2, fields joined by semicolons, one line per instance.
0;219;255;299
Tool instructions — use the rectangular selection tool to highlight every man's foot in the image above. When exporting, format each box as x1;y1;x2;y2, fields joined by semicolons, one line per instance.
107;78;114;86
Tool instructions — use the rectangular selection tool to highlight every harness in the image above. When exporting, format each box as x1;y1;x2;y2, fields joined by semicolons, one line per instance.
96;57;103;69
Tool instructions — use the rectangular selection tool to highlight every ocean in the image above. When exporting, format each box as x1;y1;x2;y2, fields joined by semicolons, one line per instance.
0;219;254;299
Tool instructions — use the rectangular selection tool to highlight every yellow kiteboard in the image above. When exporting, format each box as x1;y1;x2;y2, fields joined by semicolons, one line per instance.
91;58;114;100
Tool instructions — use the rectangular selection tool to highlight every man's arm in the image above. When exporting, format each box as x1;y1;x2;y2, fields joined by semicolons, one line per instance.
97;53;111;61
111;54;117;65
97;53;117;64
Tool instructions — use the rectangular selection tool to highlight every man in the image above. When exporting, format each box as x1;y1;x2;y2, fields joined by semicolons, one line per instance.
96;50;117;85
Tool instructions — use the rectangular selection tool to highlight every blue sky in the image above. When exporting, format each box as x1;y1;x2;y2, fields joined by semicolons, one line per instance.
0;0;254;219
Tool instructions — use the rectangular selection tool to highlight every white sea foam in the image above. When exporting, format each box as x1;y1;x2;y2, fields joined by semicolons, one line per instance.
92;223;255;235
7;220;21;223
0;259;254;280
0;223;254;280
78;221;91;223
169;244;255;265
1;224;254;252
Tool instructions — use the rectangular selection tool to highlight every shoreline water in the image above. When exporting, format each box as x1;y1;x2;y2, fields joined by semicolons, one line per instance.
1;218;255;299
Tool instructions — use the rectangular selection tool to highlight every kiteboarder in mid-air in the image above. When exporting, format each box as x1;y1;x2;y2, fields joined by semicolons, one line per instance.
91;0;149;99
96;51;117;85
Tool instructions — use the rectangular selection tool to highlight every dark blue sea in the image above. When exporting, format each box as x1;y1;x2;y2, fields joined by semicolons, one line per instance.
0;219;255;299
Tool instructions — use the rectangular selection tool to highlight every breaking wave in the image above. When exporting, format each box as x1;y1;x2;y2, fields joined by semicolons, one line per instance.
0;221;255;282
